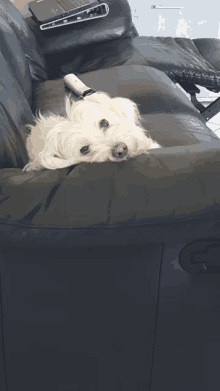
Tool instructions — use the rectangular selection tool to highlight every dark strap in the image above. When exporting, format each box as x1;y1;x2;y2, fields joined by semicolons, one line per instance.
82;89;96;97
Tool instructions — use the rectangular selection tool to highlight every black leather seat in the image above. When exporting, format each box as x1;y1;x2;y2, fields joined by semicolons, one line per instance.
1;0;220;390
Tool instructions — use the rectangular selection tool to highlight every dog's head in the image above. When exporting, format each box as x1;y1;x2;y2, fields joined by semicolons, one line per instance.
37;92;158;170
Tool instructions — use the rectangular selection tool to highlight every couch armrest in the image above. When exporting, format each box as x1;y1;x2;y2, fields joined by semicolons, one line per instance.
132;36;220;93
24;0;133;56
193;38;220;72
0;140;220;245
148;140;220;178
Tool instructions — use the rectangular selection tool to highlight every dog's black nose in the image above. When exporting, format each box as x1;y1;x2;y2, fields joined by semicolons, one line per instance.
99;119;109;130
111;143;128;159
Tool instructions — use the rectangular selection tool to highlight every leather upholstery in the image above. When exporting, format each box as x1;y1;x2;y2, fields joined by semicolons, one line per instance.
194;38;220;72
0;0;219;236
25;0;134;55
32;66;218;148
0;0;220;225
1;2;220;390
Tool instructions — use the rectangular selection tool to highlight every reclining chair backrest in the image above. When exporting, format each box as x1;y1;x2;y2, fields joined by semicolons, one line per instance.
0;0;49;168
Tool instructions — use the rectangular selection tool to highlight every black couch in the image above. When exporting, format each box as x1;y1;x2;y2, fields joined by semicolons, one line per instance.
1;0;220;390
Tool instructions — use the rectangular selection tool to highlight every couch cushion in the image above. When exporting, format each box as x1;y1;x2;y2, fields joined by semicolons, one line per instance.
30;65;217;157
57;65;216;147
59;37;139;76
1;65;220;245
60;35;220;94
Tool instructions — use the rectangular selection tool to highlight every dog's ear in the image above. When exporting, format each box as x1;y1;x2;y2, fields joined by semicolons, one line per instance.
112;97;140;123
64;95;74;118
64;95;84;123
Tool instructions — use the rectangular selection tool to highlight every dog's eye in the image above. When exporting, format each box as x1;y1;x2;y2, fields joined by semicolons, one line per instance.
99;119;109;130
80;145;90;155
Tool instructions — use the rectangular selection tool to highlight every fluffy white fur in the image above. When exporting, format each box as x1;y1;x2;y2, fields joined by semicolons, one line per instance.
22;91;161;172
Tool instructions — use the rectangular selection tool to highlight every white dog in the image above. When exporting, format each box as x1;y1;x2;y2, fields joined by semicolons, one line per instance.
22;91;161;172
